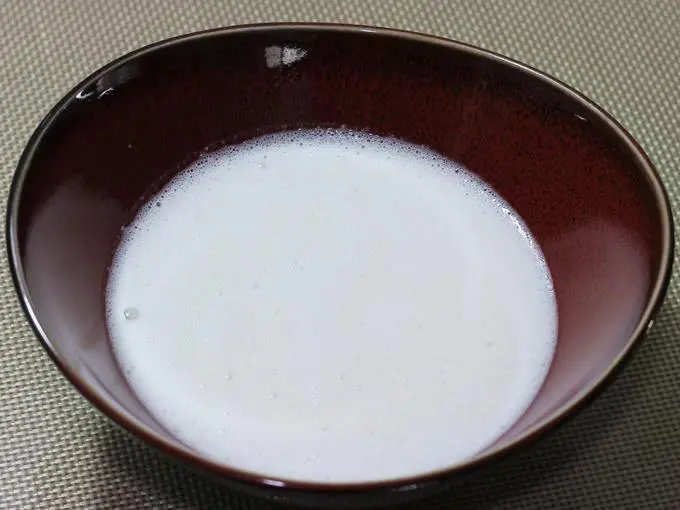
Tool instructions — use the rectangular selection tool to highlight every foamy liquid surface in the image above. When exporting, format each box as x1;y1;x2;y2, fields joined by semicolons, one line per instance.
106;129;557;483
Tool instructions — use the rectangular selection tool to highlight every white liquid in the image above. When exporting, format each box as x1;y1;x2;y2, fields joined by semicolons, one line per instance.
106;129;557;484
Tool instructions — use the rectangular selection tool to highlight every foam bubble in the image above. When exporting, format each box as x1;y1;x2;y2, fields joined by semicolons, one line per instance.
106;128;557;484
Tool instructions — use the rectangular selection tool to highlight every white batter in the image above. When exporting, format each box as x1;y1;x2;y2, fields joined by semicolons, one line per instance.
106;129;557;483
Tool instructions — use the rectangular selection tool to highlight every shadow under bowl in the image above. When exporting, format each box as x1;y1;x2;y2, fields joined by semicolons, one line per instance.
5;23;674;507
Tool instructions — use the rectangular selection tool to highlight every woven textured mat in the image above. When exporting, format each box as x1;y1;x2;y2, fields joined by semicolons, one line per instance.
1;1;679;508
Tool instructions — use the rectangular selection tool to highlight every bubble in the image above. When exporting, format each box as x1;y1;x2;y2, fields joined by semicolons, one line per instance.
123;307;139;320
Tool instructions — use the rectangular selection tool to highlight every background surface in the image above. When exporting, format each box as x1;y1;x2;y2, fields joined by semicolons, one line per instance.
1;1;679;508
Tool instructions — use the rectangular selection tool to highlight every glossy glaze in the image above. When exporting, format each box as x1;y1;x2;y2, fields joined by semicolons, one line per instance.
6;25;673;506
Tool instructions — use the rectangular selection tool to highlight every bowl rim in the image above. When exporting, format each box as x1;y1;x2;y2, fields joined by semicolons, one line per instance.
5;22;675;493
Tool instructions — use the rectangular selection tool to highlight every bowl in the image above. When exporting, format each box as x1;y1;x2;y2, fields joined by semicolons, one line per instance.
5;24;673;507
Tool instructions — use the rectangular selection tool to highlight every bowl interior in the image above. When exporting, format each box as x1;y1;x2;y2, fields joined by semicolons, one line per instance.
9;26;669;487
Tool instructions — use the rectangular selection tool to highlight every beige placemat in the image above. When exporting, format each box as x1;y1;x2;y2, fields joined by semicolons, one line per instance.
1;1;679;508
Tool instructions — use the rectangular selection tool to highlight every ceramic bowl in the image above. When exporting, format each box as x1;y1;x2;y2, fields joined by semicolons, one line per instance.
6;24;673;507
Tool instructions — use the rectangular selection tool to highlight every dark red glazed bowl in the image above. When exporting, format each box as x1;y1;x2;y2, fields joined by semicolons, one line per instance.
6;24;673;507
